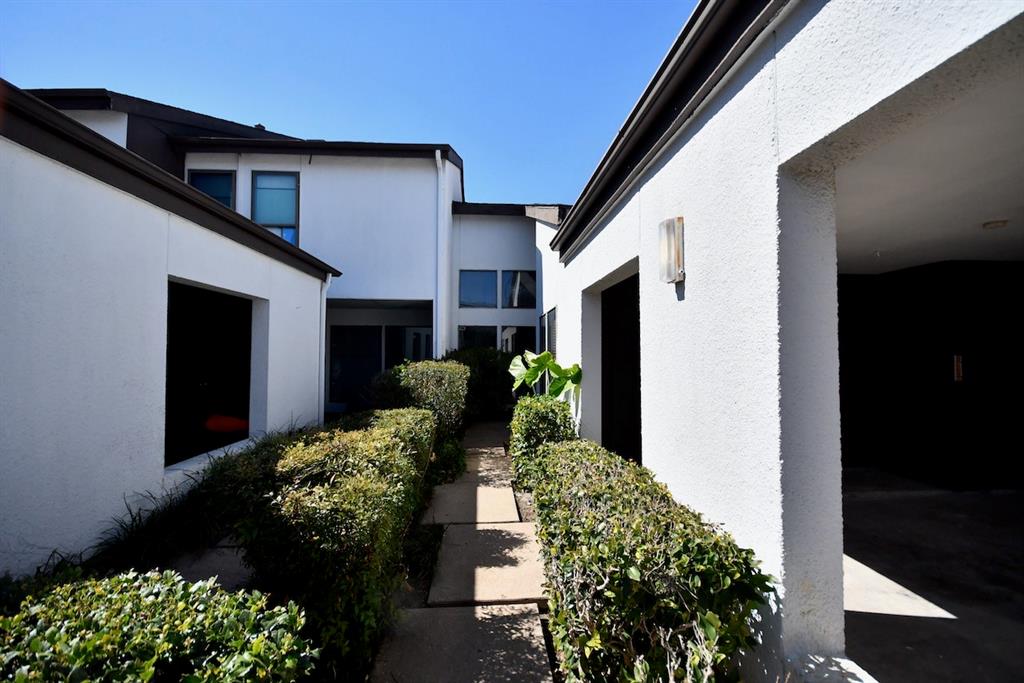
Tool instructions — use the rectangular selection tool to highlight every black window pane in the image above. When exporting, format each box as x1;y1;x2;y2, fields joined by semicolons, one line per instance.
502;271;536;308
458;325;497;349
189;171;233;208
459;271;497;308
501;326;535;356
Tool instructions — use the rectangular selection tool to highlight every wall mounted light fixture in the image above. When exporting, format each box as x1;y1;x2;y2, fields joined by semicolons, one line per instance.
659;216;685;283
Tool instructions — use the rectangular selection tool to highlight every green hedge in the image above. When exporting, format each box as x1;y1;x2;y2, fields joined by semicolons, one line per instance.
0;570;315;681
534;440;773;682
233;411;435;676
396;360;468;440
508;395;577;490
442;347;516;421
338;407;435;474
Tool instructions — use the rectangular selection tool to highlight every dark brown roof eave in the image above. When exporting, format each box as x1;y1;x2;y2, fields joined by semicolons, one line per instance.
173;136;465;172
26;88;296;140
1;80;340;280
551;0;785;259
452;201;571;224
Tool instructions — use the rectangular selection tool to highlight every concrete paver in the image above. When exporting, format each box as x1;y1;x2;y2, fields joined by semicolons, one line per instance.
421;482;519;524
372;605;551;683
428;522;545;606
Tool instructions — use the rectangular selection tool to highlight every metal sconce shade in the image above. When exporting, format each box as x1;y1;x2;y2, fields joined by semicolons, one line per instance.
659;216;685;283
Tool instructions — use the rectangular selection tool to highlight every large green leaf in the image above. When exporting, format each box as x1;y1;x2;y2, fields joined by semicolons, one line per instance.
508;355;528;389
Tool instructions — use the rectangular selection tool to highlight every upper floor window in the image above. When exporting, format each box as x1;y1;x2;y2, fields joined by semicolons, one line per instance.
252;172;299;245
459;270;497;308
502;270;536;308
188;170;234;209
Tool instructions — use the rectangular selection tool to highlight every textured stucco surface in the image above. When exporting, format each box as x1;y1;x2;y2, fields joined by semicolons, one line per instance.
62;109;128;147
538;1;1023;677
0;139;326;575
451;213;540;350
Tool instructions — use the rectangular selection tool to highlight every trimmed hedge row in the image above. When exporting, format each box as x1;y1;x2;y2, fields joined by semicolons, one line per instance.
0;570;315;681
508;395;577;490
236;410;437;676
442;347;516;421
533;440;773;682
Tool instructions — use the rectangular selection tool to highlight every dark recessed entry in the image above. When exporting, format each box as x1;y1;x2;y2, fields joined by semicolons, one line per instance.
165;282;252;466
602;273;641;464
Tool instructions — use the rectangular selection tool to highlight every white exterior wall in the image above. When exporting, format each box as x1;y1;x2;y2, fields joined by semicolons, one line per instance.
452;214;540;352
0;138;327;576
184;153;463;355
62;109;129;147
540;1;1023;677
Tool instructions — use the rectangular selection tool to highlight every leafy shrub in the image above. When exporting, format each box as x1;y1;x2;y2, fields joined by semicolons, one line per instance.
442;347;516;421
533;441;773;682
238;418;429;676
395;360;469;441
429;437;467;486
0;570;316;681
509;395;577;490
338;408;436;474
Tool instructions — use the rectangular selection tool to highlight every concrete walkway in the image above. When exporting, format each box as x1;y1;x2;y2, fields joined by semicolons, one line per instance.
373;422;551;683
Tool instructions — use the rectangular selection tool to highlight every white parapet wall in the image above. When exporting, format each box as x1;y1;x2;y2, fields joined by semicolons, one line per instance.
0;137;328;576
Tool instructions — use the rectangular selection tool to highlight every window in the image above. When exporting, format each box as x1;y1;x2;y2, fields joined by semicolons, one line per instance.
501;326;535;356
458;325;497;349
188;170;234;208
165;282;251;466
459;270;497;308
252;172;299;245
502;270;537;308
545;307;557;357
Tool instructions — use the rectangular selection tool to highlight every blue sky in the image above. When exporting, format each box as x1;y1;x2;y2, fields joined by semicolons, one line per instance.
1;1;696;204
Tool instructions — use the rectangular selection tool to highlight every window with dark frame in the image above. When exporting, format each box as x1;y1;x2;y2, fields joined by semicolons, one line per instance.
501;325;535;356
459;270;497;308
502;270;537;308
252;171;299;245
188;170;235;209
458;325;497;349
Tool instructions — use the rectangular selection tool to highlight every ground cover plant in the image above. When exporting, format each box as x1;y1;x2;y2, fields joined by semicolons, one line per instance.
1;570;316;681
530;439;773;682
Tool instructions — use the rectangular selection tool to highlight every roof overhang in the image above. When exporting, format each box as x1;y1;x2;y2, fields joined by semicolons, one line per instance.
27;88;295;140
1;80;340;280
452;201;570;224
551;0;786;260
173;136;465;173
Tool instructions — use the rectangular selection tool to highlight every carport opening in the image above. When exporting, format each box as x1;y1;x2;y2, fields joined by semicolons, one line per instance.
165;281;252;466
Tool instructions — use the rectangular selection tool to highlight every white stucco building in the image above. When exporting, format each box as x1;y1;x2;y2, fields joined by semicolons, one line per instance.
535;0;1024;679
0;81;339;576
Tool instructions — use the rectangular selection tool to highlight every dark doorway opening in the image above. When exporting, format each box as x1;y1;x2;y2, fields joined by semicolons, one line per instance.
165;282;251;466
329;325;383;411
601;273;641;463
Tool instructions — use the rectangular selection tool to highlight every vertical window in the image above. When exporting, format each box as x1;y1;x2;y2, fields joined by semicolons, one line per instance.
459;270;497;308
188;170;234;209
252;172;299;245
502;270;537;308
501;326;535;356
546;307;557;357
458;325;497;349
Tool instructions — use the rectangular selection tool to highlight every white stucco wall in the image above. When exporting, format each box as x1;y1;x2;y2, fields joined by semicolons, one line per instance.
184;152;463;355
0;138;327;576
540;1;1023;678
451;213;540;352
61;109;129;147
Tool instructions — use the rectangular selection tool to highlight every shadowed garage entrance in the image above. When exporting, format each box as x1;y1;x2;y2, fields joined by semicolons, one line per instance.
828;42;1024;680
